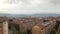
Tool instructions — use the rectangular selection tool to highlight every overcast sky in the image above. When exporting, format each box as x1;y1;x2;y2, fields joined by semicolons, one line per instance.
0;0;60;14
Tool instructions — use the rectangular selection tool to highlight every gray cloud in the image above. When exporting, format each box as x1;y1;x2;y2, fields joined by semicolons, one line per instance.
51;0;60;5
0;0;60;14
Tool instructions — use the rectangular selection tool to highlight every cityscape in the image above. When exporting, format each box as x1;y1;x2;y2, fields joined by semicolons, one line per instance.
0;0;60;34
0;15;60;34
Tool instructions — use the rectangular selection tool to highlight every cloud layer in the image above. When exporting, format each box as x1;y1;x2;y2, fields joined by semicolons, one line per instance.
0;0;60;14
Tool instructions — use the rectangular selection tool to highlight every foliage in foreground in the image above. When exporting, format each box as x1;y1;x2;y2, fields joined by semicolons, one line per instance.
57;24;60;34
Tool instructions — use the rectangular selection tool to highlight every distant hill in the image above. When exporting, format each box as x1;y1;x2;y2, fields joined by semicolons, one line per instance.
0;13;60;17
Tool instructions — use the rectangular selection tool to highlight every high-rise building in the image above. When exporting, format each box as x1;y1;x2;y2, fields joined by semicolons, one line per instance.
3;21;8;34
0;17;8;34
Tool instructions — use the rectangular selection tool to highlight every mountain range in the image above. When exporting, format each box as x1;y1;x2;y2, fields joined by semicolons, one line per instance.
0;13;60;17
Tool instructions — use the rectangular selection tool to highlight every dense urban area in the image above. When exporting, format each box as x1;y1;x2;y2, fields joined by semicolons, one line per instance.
0;16;60;34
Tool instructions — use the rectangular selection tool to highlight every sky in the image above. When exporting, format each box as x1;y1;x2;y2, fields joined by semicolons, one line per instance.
0;0;60;14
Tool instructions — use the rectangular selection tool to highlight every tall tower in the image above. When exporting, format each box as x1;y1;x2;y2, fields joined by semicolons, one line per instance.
3;21;8;34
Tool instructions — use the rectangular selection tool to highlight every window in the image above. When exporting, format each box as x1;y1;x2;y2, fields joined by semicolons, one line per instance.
0;30;2;32
4;22;6;24
0;24;2;27
0;21;2;23
0;26;2;28
4;30;6;32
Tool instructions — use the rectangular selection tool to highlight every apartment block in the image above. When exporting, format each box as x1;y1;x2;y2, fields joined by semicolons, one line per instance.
0;17;8;34
32;18;56;34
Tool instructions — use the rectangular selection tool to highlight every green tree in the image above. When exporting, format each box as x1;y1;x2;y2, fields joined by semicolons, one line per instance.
57;24;60;34
27;29;32;34
12;27;18;34
50;28;56;34
12;24;18;34
20;31;27;34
